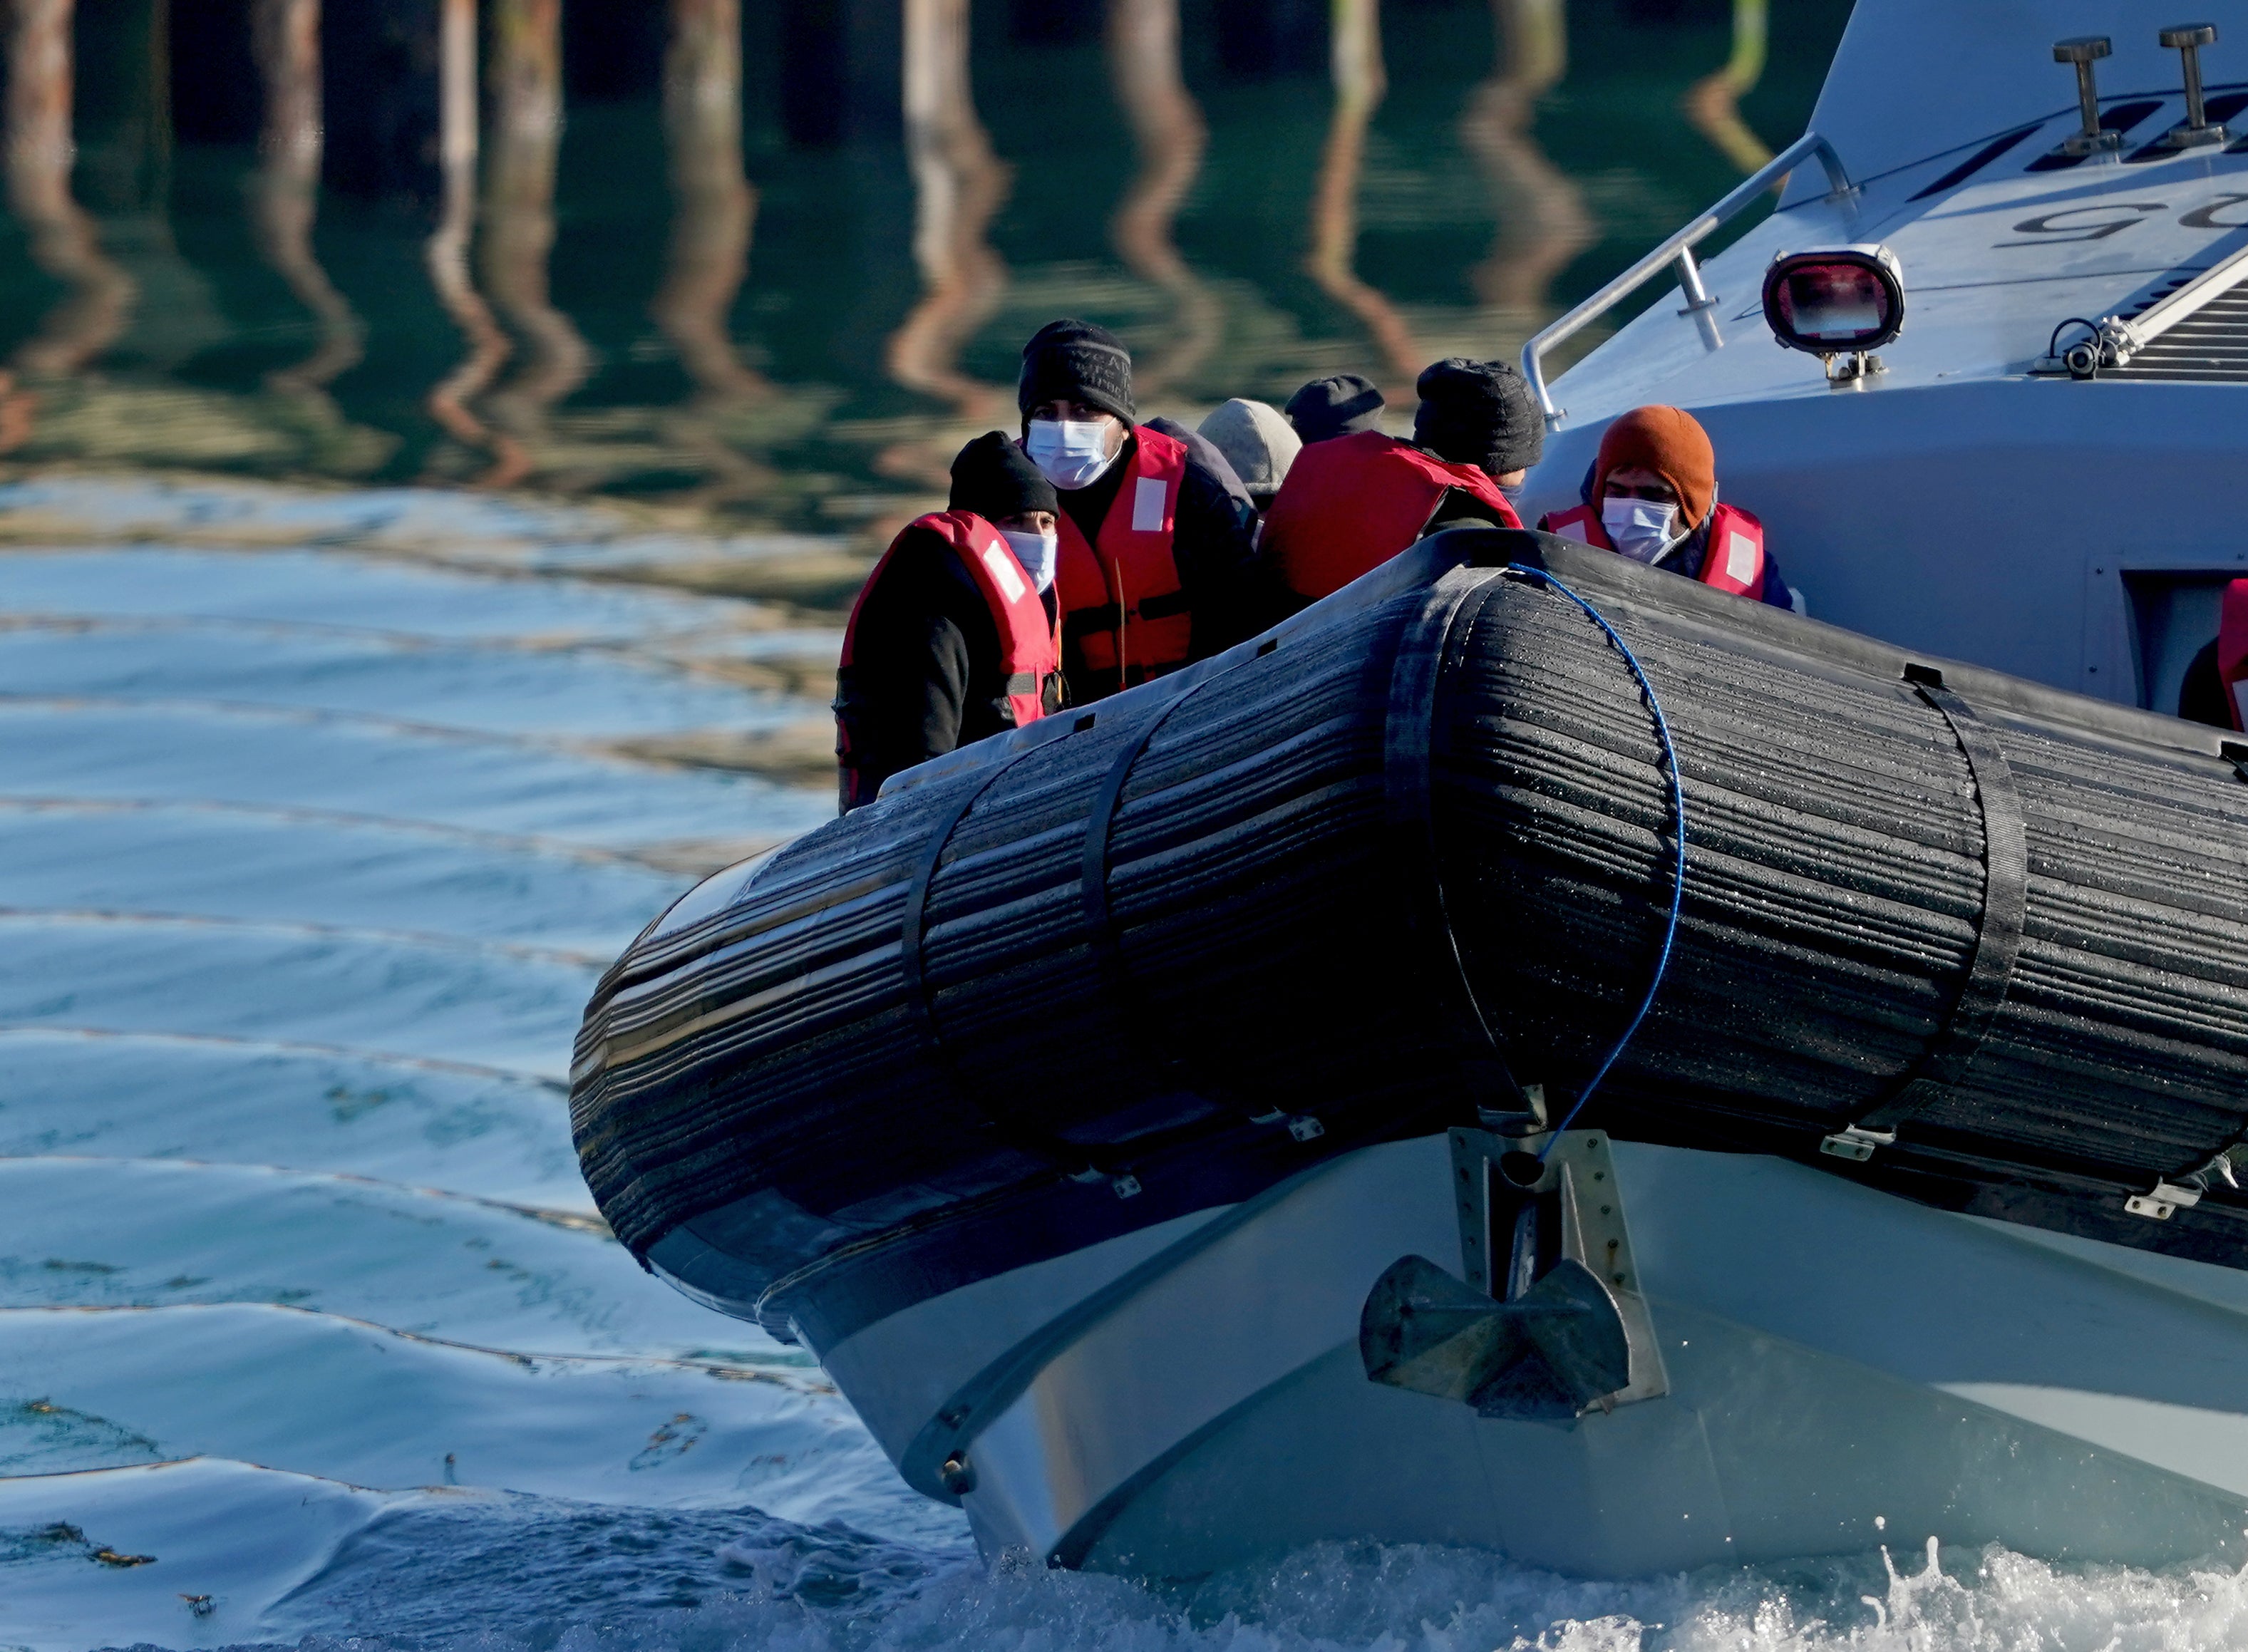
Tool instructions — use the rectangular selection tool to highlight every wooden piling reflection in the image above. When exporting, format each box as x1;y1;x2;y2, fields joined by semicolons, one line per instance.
2;0;133;448
423;0;524;485
251;0;362;396
1107;0;1217;398
1681;0;1771;175
1305;0;1421;399
483;0;590;442
652;0;763;405
645;0;780;509
1459;0;1592;322
887;0;1011;420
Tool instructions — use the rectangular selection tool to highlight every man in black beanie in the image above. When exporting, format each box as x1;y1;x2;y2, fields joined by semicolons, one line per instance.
1284;372;1386;445
833;433;1067;812
1411;357;1542;499
1257;357;1537;610
1016;319;1262;699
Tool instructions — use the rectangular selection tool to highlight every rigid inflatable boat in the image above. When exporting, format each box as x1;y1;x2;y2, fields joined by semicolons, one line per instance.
577;0;2248;1578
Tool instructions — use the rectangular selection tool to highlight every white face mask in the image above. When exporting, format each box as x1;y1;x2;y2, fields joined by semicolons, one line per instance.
1601;497;1683;564
1024;418;1118;490
999;527;1058;592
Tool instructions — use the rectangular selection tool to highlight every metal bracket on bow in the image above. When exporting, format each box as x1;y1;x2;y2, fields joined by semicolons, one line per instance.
1819;1123;1897;1162
1361;1130;1667;1423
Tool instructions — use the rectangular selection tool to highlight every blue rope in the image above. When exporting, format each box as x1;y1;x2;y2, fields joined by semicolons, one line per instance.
1498;565;1687;1161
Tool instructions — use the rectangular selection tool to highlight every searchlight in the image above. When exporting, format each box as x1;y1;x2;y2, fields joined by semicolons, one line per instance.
1760;244;1904;386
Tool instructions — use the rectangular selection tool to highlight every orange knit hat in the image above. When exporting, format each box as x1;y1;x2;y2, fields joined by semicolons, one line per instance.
1592;406;1716;530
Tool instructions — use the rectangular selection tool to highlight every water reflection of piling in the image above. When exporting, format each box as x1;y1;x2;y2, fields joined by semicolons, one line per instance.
1459;0;1592;322
1305;0;1421;398
251;0;363;395
652;0;763;406
482;0;590;441
1107;0;1218;398
887;0;1011;420
3;0;133;445
424;0;524;484
1681;0;1771;175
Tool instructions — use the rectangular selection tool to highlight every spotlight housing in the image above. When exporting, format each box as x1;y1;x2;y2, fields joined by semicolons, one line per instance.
1761;244;1905;379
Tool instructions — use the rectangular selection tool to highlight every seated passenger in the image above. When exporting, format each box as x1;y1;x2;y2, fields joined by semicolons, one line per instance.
1144;413;1255;518
1539;405;1798;611
833;433;1063;813
1257;358;1534;609
1284;372;1386;444
1016;319;1262;699
1197;398;1301;514
2177;579;2248;730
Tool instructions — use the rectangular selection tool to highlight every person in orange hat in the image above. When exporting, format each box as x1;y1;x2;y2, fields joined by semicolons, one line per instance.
1539;406;1798;611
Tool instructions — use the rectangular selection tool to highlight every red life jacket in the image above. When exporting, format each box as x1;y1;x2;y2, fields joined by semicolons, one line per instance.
1052;425;1194;700
1541;500;1768;598
834;511;1061;809
2218;577;2248;733
1260;430;1524;603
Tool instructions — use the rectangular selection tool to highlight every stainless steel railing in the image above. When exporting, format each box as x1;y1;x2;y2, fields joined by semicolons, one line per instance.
1520;131;1856;428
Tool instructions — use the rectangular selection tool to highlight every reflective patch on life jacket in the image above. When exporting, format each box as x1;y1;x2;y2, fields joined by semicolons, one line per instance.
1540;505;1604;548
1131;476;1168;533
1696;504;1765;598
1723;529;1758;586
979;542;1026;604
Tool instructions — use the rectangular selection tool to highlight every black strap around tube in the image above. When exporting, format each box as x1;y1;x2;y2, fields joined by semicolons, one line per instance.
1851;671;2029;1135
1081;652;1263;1117
899;735;1101;1175
1381;566;1537;1112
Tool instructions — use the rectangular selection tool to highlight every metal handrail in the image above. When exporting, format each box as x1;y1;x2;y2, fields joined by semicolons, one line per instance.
1521;130;1856;428
2102;238;2248;363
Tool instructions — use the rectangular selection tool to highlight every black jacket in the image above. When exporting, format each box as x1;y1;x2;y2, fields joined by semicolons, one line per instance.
1058;430;1268;662
833;524;1059;812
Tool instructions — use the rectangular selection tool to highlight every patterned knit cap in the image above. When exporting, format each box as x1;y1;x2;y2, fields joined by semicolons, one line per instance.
1018;319;1135;424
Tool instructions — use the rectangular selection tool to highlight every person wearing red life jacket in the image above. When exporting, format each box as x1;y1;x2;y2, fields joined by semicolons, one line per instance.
1537;405;1799;612
1015;320;1262;701
1257;358;1537;610
1283;372;1386;446
2175;579;2248;731
832;433;1065;812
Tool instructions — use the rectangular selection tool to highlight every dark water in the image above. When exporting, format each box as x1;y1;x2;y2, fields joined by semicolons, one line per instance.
0;0;1850;542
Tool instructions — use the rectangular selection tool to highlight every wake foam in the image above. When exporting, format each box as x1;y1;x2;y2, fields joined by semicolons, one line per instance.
118;1522;2248;1652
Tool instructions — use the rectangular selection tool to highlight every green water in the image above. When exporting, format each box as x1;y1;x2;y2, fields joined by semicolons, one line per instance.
0;0;1851;542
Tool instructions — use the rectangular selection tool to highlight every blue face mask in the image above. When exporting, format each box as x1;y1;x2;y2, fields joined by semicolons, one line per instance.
1024;419;1119;491
1602;497;1682;564
1498;480;1525;507
999;527;1058;592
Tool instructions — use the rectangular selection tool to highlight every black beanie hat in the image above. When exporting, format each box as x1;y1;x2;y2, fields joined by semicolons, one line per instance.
1412;358;1542;477
1284;373;1386;443
1018;319;1135;425
949;430;1059;523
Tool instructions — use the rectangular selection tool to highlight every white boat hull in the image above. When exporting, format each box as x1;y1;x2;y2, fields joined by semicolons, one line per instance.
815;1135;2248;1577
